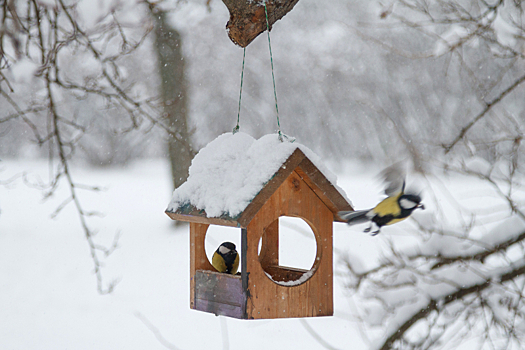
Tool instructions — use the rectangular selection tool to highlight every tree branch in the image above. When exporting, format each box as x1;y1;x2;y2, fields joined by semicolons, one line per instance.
429;231;525;270
299;319;342;350
135;312;183;350
379;263;525;350
443;73;525;154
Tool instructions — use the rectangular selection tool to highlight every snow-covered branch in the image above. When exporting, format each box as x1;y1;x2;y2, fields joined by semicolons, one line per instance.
345;157;525;350
346;222;525;349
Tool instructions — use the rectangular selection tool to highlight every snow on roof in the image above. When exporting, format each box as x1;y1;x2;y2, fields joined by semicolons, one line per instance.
167;132;348;218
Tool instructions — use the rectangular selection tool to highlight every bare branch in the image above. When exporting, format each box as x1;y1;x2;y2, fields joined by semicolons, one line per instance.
443;73;525;154
135;312;183;350
300;319;342;350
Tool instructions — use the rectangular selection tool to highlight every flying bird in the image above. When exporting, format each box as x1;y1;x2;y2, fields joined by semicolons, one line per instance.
339;163;424;235
212;242;239;274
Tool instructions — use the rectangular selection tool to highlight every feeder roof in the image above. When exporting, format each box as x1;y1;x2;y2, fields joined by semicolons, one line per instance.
166;132;352;227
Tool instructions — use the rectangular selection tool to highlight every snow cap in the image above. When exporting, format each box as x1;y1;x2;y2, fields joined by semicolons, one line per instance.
167;132;349;219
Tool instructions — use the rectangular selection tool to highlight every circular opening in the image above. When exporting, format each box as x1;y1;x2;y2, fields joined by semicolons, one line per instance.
258;216;319;286
205;225;242;273
279;217;317;269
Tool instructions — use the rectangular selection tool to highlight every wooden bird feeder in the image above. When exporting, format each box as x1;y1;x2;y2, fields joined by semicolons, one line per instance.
166;148;353;319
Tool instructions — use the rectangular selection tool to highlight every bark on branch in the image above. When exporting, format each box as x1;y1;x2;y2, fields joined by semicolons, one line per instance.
222;0;299;47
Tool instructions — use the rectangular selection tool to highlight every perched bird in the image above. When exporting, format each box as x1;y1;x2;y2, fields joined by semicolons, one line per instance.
212;242;239;274
339;163;425;236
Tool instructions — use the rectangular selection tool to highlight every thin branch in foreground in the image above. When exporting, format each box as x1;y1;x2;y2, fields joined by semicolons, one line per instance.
49;195;73;219
1;0;161;294
94;230;121;257
135;312;183;350
299;319;341;350
220;316;230;350
378;263;525;350
443;72;525;154
0;171;27;187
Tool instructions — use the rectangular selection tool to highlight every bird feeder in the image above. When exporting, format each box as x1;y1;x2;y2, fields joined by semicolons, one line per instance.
166;135;352;320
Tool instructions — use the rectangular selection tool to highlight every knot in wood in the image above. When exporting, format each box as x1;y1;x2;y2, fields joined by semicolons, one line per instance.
291;178;300;191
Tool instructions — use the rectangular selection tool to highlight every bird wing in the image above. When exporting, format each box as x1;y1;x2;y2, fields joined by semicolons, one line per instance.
379;162;406;197
212;251;227;273
373;195;402;217
231;253;240;275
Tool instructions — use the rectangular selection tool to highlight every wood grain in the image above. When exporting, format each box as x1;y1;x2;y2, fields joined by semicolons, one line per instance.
295;156;354;222
222;0;300;47
259;218;279;270
237;148;306;227
194;270;245;318
244;171;334;319
190;223;214;309
171;148;355;320
264;265;307;282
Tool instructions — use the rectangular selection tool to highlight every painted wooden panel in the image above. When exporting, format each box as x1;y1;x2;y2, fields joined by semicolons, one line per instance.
194;270;245;319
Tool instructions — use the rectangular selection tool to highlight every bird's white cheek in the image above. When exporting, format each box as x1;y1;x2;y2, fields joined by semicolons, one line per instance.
400;198;417;209
219;246;230;254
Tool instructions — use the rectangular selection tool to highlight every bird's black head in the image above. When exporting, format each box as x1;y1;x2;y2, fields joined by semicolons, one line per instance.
398;193;425;211
218;242;237;256
221;242;236;251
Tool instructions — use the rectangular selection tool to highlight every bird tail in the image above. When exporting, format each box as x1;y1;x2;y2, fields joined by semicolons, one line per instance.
338;210;371;225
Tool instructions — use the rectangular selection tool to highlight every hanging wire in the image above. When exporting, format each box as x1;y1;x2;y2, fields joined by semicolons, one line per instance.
233;47;246;134
232;3;294;142
263;3;284;142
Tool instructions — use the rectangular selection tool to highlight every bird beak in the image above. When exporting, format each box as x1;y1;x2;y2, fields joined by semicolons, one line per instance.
418;203;425;210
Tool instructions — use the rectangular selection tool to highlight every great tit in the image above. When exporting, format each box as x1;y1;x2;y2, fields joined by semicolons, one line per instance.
212;242;239;274
339;164;424;235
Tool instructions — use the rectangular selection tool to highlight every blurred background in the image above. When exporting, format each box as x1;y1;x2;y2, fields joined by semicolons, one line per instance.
2;0;523;170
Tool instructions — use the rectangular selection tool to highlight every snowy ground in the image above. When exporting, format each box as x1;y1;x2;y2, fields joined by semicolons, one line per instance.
0;157;512;349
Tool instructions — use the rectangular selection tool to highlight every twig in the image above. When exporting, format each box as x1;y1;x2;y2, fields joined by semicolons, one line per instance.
379;263;525;350
35;5;116;294
220;316;229;350
299;319;341;350
135;312;182;350
443;73;525;154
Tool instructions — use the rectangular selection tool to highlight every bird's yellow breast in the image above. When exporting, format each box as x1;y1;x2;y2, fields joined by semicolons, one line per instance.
212;251;227;273
212;251;240;274
384;217;408;225
373;193;402;217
